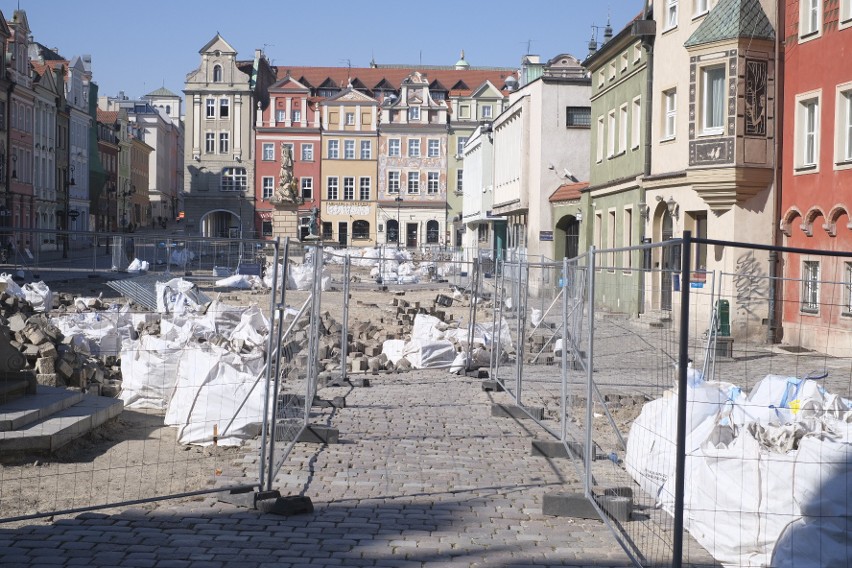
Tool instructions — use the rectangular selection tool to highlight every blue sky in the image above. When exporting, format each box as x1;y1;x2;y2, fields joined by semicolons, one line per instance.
11;0;640;104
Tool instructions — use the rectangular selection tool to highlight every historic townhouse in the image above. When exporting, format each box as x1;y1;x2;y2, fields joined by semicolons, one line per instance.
256;74;322;240
31;63;62;251
489;54;591;268
7;10;36;238
461;123;502;255
573;12;651;316
643;0;778;337
321;88;380;246
95;109;120;232
779;0;852;355
277;63;516;245
378;71;448;249
183;34;274;238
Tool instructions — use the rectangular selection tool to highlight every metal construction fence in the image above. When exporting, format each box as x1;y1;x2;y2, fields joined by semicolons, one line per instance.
482;234;852;568
0;232;326;524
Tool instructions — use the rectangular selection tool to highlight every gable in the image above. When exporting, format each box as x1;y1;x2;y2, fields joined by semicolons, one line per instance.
199;33;237;55
469;80;502;99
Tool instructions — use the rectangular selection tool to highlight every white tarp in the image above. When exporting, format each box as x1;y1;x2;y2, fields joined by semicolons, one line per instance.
625;375;852;567
164;344;267;446
215;274;260;289
127;258;149;273
401;339;457;369
51;308;135;357
288;263;330;291
155;278;206;315
119;335;182;410
0;273;25;299
22;281;52;312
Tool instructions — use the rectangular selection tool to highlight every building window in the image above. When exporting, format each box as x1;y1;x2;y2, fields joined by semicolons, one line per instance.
457;137;468;157
205;132;215;153
262;220;273;237
276;110;286;123
360;140;372;160
845;262;852;314
694;0;708;16
596;116;604;162
262;143;274;161
663;89;677;140
292;109;301;123
666;0;678;30
633;43;642;64
408;106;420;121
206;98;216;119
344;140;355;159
623;208;633;268
220;167;246;191
301;177;313;199
632;97;641;149
456;169;463;193
302;143;313;161
343;177;355;200
481;105;492;119
327;177;339;200
346;112;355;125
219;132;229;154
408;138;421;157
796;93;820;170
836;88;852;164
219;98;230;118
427;171;439;194
262;176;274;200
842;0;852;26
427;139;440;157
566;106;591;128
701;65;726;135
213;65;223;82
426;220;439;244
621;52;629;72
800;0;821;38
322;222;333;239
353;220;370;240
389;139;400;157
607;110;616;157
328;139;339;159
597;70;605;88
388;171;400;193
359;177;371;200
608;62;616;81
407;171;420;194
802;260;820;313
478;224;489;243
619;104;629;153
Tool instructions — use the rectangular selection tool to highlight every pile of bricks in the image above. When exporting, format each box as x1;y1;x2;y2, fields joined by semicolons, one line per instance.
1;289;122;397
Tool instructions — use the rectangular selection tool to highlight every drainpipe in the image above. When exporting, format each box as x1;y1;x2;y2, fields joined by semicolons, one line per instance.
634;5;655;314
767;0;784;344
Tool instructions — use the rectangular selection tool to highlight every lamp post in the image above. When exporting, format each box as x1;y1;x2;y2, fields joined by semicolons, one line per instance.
395;195;403;249
62;165;76;259
120;180;136;232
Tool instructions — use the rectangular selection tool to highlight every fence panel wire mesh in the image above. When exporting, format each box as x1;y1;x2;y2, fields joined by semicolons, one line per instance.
0;231;282;524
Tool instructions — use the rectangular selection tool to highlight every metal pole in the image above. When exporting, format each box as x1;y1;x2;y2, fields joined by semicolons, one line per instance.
259;237;281;492
341;255;350;382
584;246;596;497
561;256;569;443
90;231;98;277
516;259;529;405
673;231;692;568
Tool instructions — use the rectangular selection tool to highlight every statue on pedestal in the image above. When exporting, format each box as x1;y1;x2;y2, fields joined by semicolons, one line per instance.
269;145;302;205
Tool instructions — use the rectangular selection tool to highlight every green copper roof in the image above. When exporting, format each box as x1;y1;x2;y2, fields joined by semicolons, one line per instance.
145;86;180;98
684;0;775;48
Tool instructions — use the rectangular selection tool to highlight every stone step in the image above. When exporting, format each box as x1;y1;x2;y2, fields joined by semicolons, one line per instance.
0;395;124;453
0;376;33;406
0;385;85;432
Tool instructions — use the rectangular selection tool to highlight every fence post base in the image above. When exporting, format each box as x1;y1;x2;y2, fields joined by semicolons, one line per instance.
296;425;339;444
218;489;314;516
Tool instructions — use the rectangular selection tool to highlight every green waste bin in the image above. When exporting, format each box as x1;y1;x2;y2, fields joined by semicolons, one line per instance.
717;299;731;336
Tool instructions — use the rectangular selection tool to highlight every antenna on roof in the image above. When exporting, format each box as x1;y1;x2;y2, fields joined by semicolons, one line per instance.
525;39;533;54
340;58;352;87
262;43;274;55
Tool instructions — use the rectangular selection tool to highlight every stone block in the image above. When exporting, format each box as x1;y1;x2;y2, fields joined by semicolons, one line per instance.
38;343;58;358
36;373;62;387
481;380;503;392
35;357;55;375
56;359;74;379
296;425;339;444
7;313;26;332
531;439;585;460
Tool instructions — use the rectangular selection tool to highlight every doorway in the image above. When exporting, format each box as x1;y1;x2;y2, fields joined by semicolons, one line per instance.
661;211;673;311
338;222;348;247
406;223;418;248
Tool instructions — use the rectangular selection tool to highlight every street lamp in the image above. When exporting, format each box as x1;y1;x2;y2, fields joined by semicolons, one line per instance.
120;180;136;232
394;195;403;249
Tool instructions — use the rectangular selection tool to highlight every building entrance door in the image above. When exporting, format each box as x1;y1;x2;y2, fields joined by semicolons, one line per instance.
338;222;348;247
406;223;418;248
661;211;673;312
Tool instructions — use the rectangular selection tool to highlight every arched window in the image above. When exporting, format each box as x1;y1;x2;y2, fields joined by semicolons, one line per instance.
426;220;440;243
166;105;171;114
213;65;223;82
353;220;370;240
387;219;399;243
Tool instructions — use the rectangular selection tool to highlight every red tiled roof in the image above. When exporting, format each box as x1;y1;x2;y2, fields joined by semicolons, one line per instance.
549;182;588;203
276;65;517;97
97;109;119;124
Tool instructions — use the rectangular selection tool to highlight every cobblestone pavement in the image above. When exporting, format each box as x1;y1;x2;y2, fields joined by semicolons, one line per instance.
0;370;638;568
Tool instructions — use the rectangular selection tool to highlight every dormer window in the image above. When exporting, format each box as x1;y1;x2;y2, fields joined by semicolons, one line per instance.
213;65;223;82
408;107;420;121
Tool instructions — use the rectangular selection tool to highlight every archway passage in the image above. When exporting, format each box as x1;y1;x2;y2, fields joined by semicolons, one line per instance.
556;215;580;259
200;210;242;238
661;209;674;311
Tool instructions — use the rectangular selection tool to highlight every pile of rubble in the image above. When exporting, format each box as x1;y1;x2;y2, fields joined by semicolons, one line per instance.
1;287;122;397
